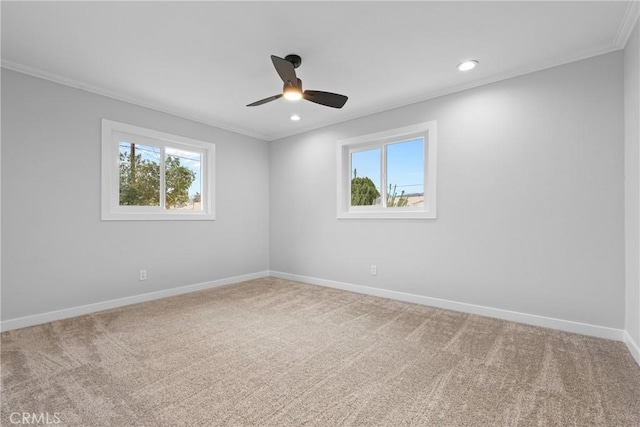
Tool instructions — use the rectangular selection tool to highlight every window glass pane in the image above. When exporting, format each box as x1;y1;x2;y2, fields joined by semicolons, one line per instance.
351;148;381;206
119;142;160;206
165;148;202;210
386;138;424;208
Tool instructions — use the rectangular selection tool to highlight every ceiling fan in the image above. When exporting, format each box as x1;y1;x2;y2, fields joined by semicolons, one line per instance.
247;54;348;109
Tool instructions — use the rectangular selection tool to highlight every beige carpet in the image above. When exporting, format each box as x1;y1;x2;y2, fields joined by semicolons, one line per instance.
1;277;639;426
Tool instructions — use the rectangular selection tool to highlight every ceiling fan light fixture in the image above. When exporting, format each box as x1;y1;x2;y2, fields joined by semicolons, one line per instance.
247;54;348;109
457;60;479;71
283;86;303;101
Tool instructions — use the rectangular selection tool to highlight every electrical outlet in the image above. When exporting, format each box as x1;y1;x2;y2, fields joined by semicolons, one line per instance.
371;265;377;276
139;270;147;281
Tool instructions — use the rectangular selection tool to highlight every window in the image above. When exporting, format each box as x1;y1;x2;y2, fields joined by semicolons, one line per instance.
101;119;215;220
337;121;436;219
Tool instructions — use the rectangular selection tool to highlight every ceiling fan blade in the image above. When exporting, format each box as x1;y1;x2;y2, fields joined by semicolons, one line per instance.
246;94;283;107
271;55;297;86
303;90;348;109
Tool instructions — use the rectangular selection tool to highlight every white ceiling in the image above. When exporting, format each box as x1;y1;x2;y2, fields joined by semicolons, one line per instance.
2;1;638;141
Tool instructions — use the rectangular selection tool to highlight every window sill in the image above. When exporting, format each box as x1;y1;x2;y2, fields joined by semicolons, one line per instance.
101;211;215;221
337;210;436;220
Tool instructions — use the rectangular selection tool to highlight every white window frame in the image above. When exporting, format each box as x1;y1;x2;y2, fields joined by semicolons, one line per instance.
101;119;215;221
337;121;437;219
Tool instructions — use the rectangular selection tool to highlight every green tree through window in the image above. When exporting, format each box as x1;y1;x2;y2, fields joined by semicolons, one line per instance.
165;155;196;208
351;169;380;206
119;146;195;208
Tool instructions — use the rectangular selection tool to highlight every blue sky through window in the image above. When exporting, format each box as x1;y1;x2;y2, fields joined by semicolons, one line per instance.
387;138;424;194
351;148;381;192
350;138;424;195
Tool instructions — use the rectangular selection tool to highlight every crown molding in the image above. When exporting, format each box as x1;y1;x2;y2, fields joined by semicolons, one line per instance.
1;60;270;142
614;0;640;48
3;4;634;145
265;45;625;141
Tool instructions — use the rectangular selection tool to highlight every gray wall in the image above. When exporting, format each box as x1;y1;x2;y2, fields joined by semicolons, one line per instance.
2;49;631;334
625;20;640;345
270;52;625;328
1;70;269;320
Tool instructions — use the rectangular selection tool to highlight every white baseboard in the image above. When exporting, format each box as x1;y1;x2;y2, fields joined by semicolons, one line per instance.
624;331;640;366
4;270;637;368
0;271;270;332
269;271;626;342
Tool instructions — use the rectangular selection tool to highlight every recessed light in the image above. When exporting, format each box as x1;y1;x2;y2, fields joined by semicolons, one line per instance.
290;115;301;121
457;60;479;71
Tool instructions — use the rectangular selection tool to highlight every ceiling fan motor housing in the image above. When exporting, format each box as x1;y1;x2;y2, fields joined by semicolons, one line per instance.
285;54;302;69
